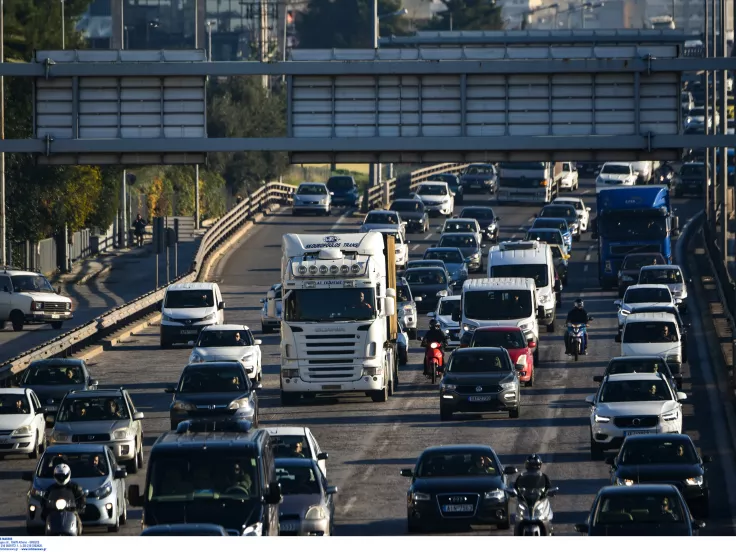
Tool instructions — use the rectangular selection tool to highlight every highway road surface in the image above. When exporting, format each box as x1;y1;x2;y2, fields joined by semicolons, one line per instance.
0;181;733;536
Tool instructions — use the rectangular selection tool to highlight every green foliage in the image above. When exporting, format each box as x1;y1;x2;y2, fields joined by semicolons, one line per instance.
422;0;504;31
296;0;411;49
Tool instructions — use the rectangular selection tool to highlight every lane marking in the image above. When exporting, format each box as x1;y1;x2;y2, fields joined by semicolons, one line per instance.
330;211;355;232
527;216;534;222
584;265;589;272
341;496;358;515
518;226;526;231
411;244;420;251
511;234;518;239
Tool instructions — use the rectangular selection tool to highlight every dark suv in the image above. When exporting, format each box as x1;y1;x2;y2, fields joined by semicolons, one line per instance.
18;358;98;415
673;162;706;198
617;252;667;297
326;175;359;207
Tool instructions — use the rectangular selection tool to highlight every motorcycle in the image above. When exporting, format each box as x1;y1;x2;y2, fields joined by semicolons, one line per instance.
44;497;82;536
508;486;558;536
567;317;593;361
424;342;444;384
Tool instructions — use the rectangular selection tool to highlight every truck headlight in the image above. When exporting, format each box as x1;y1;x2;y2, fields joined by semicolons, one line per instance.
243;522;263;536
282;369;299;378
538;293;551;304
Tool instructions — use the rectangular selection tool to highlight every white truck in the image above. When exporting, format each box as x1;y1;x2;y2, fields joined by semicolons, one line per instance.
496;162;576;204
272;232;399;406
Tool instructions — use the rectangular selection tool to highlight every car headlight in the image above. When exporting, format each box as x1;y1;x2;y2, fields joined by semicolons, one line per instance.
594;414;611;423
228;398;253;411
620;309;630;316
440;383;457;392
112;428;135;440
616;478;634;486
205;312;217;320
685;475;704;486
621;275;634;282
488;223;496;231
469;252;480;260
442;197;451;204
463;323;478;332
91;482;113;499
12;425;32;437
172;401;196;411
305;505;327;520
30;486;46;499
320;199;327;205
243;522;263;536
666;354;681;364
189;353;204;363
411;492;431;501
662;410;679;421
162;314;175;322
240;353;254;362
484;489;505;500
538;293;551;304
500;381;517;390
518;322;530;330
51;432;71;443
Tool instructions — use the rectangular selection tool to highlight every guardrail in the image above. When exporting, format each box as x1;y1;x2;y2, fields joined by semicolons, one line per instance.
0;181;297;386
361;163;471;212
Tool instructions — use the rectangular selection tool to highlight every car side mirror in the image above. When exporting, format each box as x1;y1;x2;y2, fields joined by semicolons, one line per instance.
615;334;622;343
21;471;33;482
114;468;128;479
317;452;329;461
703;455;713;463
384;296;396;317
254;382;263;390
585;394;595;405
515;362;525;371
165;387;176;394
89;379;99;388
265;481;283;505
326;486;338;495
427;312;435;318
260;298;265;304
481;244;486;248
586;207;591;211
254;339;262;346
414;297;422;302
128;484;142;507
546;487;559;497
57;286;62;295
604;456;615;466
503;466;518;475
613;300;622;307
527;340;536;348
574;523;589;533
400;468;413;477
218;301;225;310
692;520;706;530
677;391;687;401
133;412;145;420
593;375;603;382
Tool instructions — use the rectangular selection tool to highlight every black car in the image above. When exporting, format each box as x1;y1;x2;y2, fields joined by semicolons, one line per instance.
166;361;259;430
459;206;500;242
605;434;711;518
18;359;98;416
389;198;429;233
617;252;668;297
439;347;521;420
576;162;601;177
403;268;453;313
433;173;464;203
537;204;581;241
437;233;485;273
401;444;518;532
595;355;679;390
673;162;706;198
459;164;497;193
574;484;705;536
326;175;359;207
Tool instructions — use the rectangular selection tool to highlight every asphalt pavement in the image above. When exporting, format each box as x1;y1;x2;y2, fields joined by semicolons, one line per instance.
0;181;733;536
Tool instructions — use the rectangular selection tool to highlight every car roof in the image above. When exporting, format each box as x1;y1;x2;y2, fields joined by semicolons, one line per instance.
1;269;44;277
473;326;523;333
596;484;682;496
201;324;251;332
460;206;494;213
153;428;269;450
264;426;308;437
553;197;583;203
0;388;29;395
640;264;682;271
404;267;445;273
527;228;562;234
275;457;321;469
46;443;112;455
463;277;536;291
625;283;672;291
439;294;461;301
417;181;448;186
28;358;85;366
366;209;397;215
183;361;245;370
297;182;327;187
609;355;667;362
65;389;125;398
166;282;217;291
392;198;422;204
451;346;508;355
444;218;477;224
621;433;693;445
409;259;445;264
624;252;666;258
419;444;499;456
141;524;230;536
425;247;463;253
439;232;477;238
602;372;667;382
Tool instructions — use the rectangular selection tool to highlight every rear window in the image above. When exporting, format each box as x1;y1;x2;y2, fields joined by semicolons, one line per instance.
297;185;327;195
639;268;683;284
271;436;313;459
391;201;423;212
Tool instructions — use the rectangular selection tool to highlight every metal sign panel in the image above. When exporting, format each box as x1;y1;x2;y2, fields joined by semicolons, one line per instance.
33;50;207;165
288;48;681;162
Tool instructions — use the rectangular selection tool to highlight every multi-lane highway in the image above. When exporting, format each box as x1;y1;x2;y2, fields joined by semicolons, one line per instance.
1;180;734;536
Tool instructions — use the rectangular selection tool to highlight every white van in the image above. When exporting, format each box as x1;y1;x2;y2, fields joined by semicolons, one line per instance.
160;282;226;348
616;312;686;377
487;241;560;332
457;277;541;363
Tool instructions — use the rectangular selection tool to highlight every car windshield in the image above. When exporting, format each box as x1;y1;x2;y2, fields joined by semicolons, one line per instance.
391;201;423;212
10;275;55;293
620;439;698;464
607;359;667;375
602;164;632;175
405;270;447;285
416;451;499;477
460;208;495;220
438;299;460;316
326;176;354;191
197;330;254;347
38;452;110;479
425;250;463;264
22;363;85;385
178;366;247;393
270;435;313;459
0;394;30;414
551;247;563;260
165;290;215;308
490;264;549;288
397;284;412;303
541;207;576;220
365;212;398;224
464;290;533;320
465;165;495;175
594;493;685;524
624;288;672;303
439;235;477;249
471;331;525;349
599;379;673;402
680;165;705;177
533;219;568;232
639;269;683;284
147;453;259;500
298;185;327;195
623;322;679;343
526;231;562;246
417;184;447;196
555;200;584;210
443;221;475;233
284;288;376;322
57;396;128;422
622;255;666;270
275;464;321;495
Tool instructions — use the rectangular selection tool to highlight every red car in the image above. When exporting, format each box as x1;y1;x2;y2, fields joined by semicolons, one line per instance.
468;327;536;387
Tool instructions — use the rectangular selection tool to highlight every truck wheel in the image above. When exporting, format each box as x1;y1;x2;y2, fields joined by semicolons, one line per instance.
281;391;300;406
10;311;24;332
371;386;388;403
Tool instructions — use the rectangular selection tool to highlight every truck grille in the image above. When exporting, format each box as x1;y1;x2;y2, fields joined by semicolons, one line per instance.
44;302;70;313
613;415;659;428
609;244;661;256
298;334;362;381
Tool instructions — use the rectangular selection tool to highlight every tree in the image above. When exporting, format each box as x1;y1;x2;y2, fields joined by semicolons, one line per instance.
296;0;412;49
423;0;503;31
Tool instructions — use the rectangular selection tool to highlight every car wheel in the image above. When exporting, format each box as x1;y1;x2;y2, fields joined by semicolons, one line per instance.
509;406;520;419
136;446;144;469
160;338;171;349
10;311;24;332
28;432;41;459
525;370;535;387
497;512;511;531
407;518;422;534
51;322;63;330
108;515;120;533
533;348;540;365
119;499;128;526
126;443;140;475
590;437;604;461
440;407;453;421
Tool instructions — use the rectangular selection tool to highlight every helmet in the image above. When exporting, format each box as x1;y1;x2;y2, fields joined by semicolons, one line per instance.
574;298;584;309
429;319;440;330
53;463;72;486
524;454;543;472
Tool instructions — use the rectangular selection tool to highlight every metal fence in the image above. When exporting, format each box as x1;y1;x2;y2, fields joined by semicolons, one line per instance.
9;227;100;276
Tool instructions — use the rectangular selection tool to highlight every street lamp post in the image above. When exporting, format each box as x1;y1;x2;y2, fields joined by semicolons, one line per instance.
206;20;214;61
61;0;65;50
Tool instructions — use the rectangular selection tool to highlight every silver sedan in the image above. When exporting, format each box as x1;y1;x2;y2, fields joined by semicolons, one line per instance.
275;458;337;536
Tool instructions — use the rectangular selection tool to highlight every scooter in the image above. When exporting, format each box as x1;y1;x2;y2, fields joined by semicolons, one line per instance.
44;497;82;536
508;486;558;536
424;342;444;384
567;316;593;361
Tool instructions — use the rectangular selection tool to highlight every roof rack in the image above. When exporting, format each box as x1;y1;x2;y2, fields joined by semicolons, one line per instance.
175;419;253;434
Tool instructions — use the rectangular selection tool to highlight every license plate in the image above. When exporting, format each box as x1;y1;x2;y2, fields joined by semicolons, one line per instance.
51;314;60;319
181;330;199;335
322;385;341;390
625;430;655;436
280;522;299;532
442;504;474;513
468;395;492;402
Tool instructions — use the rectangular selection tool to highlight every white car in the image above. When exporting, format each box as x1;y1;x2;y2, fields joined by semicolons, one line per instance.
586;372;686;460
685;106;719;130
188;324;263;384
552;197;591;232
265;426;328;477
637;265;690;314
374;228;409;268
360;210;406;240
413;181;454;217
0;388;46;458
559;162;579;190
614;284;676;331
0;270;73;331
595;162;637;192
427;293;461;348
440;218;483;246
260;283;282;334
397;320;409;365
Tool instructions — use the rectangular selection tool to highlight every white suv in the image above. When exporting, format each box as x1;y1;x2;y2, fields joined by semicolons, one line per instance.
0;269;73;331
585;372;686;460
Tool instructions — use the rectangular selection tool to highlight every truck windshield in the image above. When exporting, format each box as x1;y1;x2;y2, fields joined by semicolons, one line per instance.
600;214;667;239
464;290;533;320
490;264;549;287
284;288;376;322
326;177;354;191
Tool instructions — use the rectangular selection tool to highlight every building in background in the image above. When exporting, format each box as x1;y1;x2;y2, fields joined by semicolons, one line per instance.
496;0;544;29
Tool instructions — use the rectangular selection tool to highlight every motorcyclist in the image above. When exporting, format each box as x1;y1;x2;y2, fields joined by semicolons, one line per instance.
43;463;86;536
514;454;552;496
421;319;448;377
565;298;590;355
